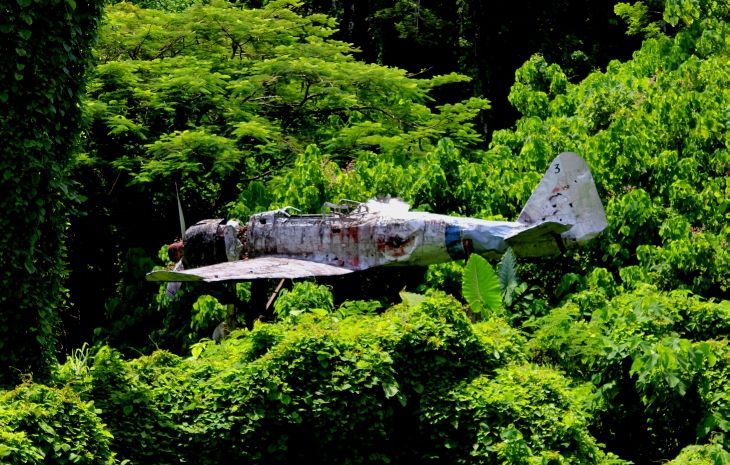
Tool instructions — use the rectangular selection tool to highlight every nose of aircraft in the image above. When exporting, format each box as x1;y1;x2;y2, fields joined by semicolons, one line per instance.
168;240;184;263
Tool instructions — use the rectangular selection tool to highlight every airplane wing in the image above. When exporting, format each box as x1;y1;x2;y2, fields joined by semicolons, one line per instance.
146;256;353;282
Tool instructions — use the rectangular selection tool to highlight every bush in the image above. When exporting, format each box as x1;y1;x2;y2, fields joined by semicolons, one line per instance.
667;443;730;465
419;363;625;464
528;285;729;460
86;347;181;464
8;287;725;464
39;294;623;464
170;294;498;464
0;384;113;465
274;282;335;319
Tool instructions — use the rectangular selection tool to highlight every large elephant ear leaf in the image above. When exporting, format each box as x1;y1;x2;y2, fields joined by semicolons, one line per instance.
498;247;518;294
462;254;502;316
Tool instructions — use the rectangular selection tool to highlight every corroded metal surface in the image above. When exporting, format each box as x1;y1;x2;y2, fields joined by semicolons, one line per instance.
246;202;527;270
146;152;608;283
182;219;228;268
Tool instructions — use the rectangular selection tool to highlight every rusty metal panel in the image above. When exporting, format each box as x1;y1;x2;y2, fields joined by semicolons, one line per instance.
246;200;527;269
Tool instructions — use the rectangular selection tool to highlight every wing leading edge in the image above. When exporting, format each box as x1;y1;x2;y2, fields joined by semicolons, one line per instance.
146;257;353;282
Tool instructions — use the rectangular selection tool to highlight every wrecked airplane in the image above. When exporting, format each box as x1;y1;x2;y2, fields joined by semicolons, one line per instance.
146;152;607;285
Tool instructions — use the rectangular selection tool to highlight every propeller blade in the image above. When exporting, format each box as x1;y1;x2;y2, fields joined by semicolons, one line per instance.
175;182;186;239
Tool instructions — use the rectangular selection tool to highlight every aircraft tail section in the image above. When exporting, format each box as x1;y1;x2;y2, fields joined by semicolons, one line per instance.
505;221;571;257
508;152;607;256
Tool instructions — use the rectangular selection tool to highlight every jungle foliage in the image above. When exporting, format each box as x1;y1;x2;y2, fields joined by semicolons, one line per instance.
294;0;641;131
68;0;488;350
2;290;727;464
0;0;728;463
0;0;103;385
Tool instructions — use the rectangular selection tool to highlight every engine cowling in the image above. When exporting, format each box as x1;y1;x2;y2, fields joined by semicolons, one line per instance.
167;219;246;268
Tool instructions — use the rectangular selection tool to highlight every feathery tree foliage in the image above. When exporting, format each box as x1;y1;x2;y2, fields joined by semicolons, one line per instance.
68;0;488;350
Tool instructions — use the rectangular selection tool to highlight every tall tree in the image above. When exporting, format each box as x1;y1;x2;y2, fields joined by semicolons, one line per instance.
0;0;103;385
65;1;488;353
297;0;640;131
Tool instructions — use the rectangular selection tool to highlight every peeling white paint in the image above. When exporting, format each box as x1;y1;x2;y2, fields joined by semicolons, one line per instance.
146;152;608;283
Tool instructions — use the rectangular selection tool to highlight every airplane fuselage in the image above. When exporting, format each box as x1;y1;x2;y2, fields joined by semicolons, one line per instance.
247;207;524;270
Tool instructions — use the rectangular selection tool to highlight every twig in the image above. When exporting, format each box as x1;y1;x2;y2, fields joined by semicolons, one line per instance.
265;279;286;311
107;171;122;196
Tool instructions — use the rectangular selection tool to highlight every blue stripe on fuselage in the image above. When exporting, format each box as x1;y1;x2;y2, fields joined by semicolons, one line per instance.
445;225;465;260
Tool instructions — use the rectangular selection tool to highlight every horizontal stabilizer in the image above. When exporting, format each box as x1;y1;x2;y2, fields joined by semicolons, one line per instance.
505;221;572;257
146;256;353;282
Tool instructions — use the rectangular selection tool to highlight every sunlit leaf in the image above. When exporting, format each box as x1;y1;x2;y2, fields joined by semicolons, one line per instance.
462;254;502;316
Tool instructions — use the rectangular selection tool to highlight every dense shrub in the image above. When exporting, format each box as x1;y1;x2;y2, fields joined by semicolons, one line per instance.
161;294;500;464
0;295;606;463
3;287;726;464
667;443;730;465
528;285;729;460
0;384;113;465
419;363;625;464
86;347;181;464
274;282;335;318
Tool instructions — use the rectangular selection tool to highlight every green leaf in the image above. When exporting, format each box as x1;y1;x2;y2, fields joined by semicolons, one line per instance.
190;340;209;359
382;382;399;398
462;254;502;316
400;291;427;307
497;247;518;293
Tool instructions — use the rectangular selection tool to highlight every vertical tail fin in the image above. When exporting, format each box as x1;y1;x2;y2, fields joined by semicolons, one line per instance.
517;152;607;246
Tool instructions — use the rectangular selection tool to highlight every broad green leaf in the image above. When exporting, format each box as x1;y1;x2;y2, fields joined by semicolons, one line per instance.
382;382;399;399
497;247;518;294
462;254;502;316
190;340;210;359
